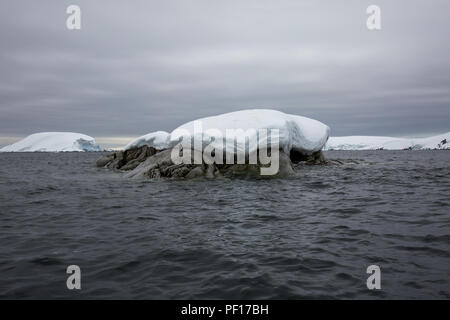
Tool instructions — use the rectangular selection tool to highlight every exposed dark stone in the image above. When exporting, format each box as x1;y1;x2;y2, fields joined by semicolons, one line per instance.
95;154;115;167
306;150;326;164
290;149;326;165
96;145;159;170
96;144;327;179
290;149;309;162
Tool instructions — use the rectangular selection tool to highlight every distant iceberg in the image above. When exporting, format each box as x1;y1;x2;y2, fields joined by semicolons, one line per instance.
0;132;101;152
325;132;449;150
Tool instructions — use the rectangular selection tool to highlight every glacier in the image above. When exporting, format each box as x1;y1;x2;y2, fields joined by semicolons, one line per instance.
0;132;101;152
325;132;449;150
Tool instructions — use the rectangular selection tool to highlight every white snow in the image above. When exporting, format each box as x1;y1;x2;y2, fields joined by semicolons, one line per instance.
169;109;330;155
325;132;450;150
0;132;101;152
124;131;170;151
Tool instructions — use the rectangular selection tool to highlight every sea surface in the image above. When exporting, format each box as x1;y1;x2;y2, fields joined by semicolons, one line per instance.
0;151;449;299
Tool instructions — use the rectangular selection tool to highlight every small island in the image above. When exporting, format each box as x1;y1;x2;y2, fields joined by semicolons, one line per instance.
96;109;330;179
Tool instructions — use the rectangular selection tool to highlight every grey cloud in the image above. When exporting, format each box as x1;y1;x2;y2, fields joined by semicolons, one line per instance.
0;0;449;146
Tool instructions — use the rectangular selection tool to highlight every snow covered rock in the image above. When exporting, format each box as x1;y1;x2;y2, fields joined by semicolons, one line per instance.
0;132;101;152
97;109;330;179
324;132;450;150
169;109;330;155
124;131;170;151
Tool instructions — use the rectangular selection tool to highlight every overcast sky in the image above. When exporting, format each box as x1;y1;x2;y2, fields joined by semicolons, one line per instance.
1;0;449;147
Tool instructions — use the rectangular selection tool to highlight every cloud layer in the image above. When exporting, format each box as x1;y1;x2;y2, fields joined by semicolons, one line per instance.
1;0;449;145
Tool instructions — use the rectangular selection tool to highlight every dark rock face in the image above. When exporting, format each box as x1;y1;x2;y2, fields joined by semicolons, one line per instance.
96;145;158;171
96;145;326;179
438;139;447;149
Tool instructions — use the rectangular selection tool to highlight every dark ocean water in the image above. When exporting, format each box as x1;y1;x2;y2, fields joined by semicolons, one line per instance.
0;150;449;299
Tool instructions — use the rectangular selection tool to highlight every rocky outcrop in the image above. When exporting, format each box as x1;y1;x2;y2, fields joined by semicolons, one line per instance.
96;145;158;171
96;145;327;179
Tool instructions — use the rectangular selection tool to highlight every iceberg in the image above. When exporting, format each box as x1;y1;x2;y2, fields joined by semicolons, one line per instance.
97;109;330;179
124;131;170;151
169;109;330;155
0;132;101;152
324;132;449;150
